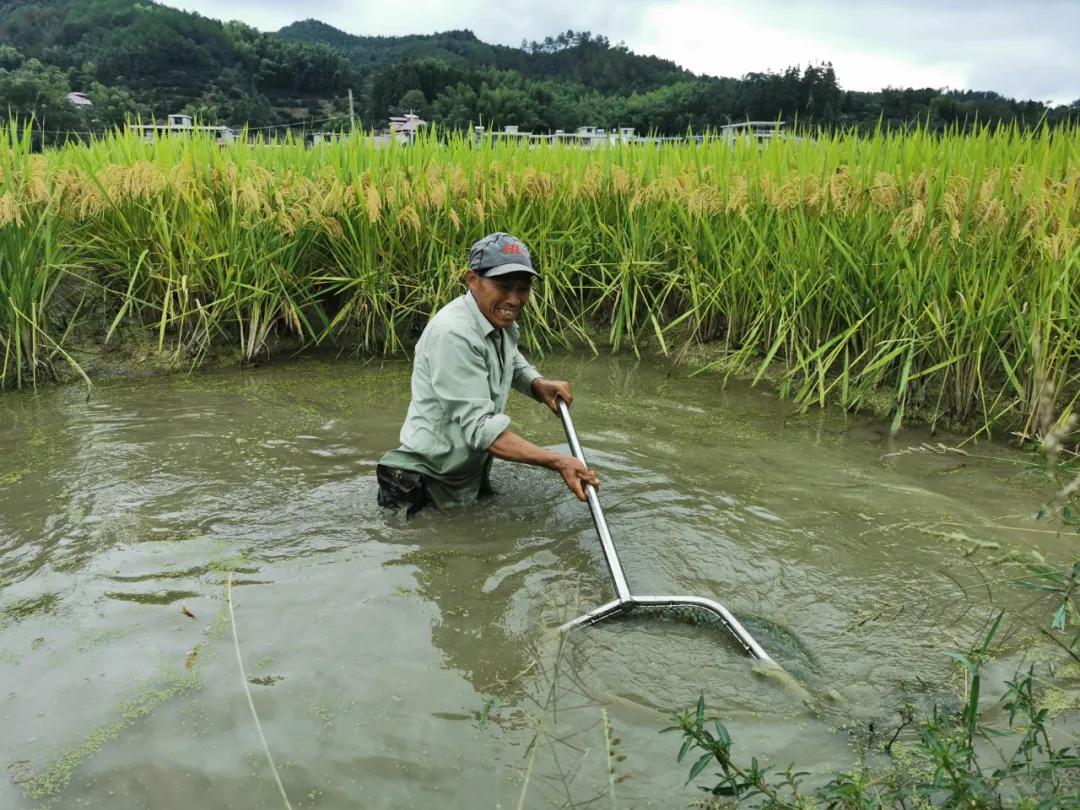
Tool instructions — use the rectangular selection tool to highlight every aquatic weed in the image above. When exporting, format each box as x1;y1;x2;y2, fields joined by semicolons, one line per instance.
19;667;203;800
665;616;1079;808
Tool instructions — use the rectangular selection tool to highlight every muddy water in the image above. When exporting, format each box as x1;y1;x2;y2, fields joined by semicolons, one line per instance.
0;357;1071;808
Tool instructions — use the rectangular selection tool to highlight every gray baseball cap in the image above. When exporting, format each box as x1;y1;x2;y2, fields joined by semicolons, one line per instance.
468;232;539;278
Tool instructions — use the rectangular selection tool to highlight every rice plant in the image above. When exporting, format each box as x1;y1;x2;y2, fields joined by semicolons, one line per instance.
0;119;1076;435
0;122;88;387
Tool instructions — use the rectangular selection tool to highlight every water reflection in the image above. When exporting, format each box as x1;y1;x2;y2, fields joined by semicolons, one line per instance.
381;472;599;700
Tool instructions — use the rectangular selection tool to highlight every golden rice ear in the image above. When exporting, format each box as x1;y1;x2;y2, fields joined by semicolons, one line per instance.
428;178;447;208
398;205;421;233
322;217;344;240
448;166;468;199
869;171;899;212
0;191;22;227
1039;227;1077;262
364;184;381;223
891;200;926;243
25;155;49;203
725;175;749;213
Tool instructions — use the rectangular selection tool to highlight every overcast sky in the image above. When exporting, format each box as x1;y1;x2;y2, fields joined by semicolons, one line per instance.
166;0;1079;105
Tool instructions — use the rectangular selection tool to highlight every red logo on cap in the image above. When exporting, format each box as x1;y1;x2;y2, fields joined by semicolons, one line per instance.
502;242;523;255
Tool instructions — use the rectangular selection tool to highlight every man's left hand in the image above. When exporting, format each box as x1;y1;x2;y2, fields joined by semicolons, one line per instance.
531;378;573;413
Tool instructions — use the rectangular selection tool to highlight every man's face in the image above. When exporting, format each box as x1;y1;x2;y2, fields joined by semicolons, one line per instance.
466;271;533;329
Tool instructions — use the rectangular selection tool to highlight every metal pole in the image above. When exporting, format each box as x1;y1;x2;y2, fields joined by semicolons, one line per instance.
557;399;631;601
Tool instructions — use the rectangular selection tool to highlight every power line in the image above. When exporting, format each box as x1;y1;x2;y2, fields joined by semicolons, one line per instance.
239;113;350;133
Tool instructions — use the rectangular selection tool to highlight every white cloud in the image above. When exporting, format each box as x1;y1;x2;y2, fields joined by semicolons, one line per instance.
170;1;298;31
170;0;623;43
632;2;970;90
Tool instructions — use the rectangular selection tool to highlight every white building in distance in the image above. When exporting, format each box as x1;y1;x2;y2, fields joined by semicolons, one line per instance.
129;114;237;145
388;113;426;144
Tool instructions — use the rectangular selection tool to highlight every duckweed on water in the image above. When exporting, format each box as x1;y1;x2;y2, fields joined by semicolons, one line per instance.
75;621;143;650
104;589;202;605
205;601;234;641
0;593;60;624
20;667;203;800
19;599;232;802
206;554;254;575
247;674;285;687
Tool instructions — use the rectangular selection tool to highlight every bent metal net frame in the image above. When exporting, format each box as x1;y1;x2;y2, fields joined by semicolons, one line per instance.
556;399;778;667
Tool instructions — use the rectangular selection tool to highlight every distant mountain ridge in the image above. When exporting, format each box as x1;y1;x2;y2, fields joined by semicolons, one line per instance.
277;21;504;69
276;19;692;95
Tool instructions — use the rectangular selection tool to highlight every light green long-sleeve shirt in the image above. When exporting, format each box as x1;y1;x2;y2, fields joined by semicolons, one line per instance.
379;291;543;507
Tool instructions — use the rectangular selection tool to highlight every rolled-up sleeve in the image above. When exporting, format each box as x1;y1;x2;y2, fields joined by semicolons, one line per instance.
512;349;543;400
428;327;510;451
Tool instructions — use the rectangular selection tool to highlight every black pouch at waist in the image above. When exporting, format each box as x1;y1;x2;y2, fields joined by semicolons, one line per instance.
377;464;425;496
376;464;432;515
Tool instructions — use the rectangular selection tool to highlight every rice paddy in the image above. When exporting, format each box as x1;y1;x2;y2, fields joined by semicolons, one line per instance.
0;121;1076;434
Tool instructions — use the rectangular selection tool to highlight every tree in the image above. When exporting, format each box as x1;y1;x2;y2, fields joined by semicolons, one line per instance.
432;82;477;129
0;45;23;71
0;2;1070;135
196;67;275;127
86;80;138;129
475;81;541;130
370;59;463;118
0;57;82;136
396;88;429;118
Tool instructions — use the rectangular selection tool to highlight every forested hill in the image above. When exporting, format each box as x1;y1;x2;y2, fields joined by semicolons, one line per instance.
276;20;691;94
276;20;701;131
277;19;1076;133
277;22;522;74
0;0;351;131
0;0;1075;139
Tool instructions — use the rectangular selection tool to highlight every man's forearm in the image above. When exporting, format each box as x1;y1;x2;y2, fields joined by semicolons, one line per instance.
487;429;562;470
487;426;598;502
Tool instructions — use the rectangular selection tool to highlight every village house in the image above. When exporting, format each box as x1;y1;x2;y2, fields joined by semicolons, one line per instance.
473;124;639;148
128;114;237;145
388;112;426;144
719;121;787;145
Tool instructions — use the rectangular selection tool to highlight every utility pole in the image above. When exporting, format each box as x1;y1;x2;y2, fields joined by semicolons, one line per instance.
348;89;355;133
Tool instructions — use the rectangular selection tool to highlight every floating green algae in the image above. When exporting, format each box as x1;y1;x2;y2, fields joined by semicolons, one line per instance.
18;600;231;803
104;589;202;605
0;593;61;625
20;667;204;800
75;621;144;650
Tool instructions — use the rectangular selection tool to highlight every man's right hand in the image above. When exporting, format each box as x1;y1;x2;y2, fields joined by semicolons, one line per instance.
553;456;599;502
487;429;599;501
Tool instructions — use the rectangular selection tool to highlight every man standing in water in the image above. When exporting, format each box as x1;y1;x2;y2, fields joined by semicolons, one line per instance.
377;232;599;516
